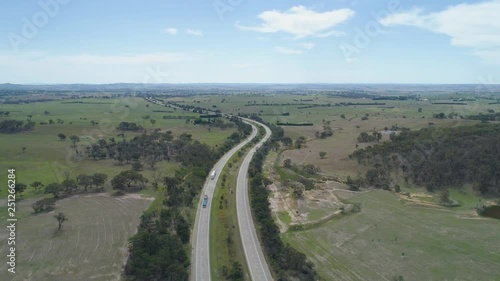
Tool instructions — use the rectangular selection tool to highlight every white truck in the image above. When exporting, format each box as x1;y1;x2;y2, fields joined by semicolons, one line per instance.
210;170;216;180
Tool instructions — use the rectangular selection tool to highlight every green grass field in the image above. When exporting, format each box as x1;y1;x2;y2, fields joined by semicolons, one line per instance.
210;145;251;280
0;96;237;280
0;97;235;199
2;93;499;280
282;190;500;281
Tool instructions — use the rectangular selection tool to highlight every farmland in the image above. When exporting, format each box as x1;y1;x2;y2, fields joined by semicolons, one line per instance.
176;92;500;280
0;89;499;280
0;193;153;281
0;95;237;280
282;190;500;281
0;97;235;198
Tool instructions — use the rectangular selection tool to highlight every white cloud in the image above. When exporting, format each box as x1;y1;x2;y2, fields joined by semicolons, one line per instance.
237;5;354;39
274;46;304;55
186;29;203;36
300;43;315;50
380;1;500;63
165;28;178;35
274;42;315;55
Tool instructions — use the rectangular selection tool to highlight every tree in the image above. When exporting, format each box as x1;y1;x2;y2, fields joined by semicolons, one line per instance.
111;170;144;190
92;173;108;190
58;133;67;141
32;198;55;213
54;212;68;230
150;119;156;127
69;135;80;147
45;183;63;198
340;114;346;119
62;179;78;193
15;183;27;195
284;159;292;168
111;174;128;190
77;174;93;191
151;170;164;190
132;161;143;171
281;137;293;147
439;189;450;204
138;176;148;189
44;110;50;115
228;262;244;280
295;136;306;149
30;181;44;191
21;146;26;153
319;151;327;159
346;176;359;191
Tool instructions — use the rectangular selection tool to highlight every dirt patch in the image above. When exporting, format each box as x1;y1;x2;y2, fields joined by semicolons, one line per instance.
268;178;351;231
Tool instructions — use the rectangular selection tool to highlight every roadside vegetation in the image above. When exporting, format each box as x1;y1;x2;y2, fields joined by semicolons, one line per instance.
124;117;253;280
247;122;319;281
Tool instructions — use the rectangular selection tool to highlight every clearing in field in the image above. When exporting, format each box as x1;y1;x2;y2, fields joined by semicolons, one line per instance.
0;193;153;281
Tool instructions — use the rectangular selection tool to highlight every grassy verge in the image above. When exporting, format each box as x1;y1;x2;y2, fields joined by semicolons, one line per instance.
210;147;251;280
209;121;266;280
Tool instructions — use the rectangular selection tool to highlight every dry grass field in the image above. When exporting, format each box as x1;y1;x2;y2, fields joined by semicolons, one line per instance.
0;193;153;281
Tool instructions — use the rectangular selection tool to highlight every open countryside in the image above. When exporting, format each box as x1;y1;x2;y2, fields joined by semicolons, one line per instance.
2;1;500;281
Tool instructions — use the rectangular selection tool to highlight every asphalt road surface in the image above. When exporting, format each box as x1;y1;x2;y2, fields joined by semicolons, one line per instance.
236;120;274;281
191;120;258;281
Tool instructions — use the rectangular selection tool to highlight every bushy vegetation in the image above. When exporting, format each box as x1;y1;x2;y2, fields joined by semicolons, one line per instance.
357;131;382;143
124;117;252;281
248;125;318;281
466;112;500;122
351;123;500;195
118;121;143;131
0;119;35;133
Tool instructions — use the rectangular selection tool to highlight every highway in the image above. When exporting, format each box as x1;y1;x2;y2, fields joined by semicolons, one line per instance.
191;120;258;281
236;119;274;281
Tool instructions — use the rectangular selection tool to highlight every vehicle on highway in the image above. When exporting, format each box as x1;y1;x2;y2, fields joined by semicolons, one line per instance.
210;170;216;180
202;195;208;208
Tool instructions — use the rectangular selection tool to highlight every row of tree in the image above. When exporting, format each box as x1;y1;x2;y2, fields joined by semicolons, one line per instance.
42;173;108;198
357;131;382;143
248;125;318;281
0;119;35;133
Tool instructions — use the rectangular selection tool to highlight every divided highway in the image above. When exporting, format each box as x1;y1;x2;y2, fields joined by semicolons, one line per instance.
191;121;258;281
236;120;274;281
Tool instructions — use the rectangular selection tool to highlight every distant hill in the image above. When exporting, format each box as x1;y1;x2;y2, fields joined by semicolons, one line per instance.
1;83;499;94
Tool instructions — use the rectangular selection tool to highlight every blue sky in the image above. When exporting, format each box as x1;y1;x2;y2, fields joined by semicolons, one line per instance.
0;0;499;84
